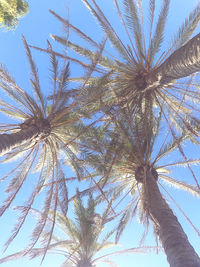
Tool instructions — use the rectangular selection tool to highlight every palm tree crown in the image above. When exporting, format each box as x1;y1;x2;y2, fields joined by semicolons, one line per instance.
0;194;147;267
43;2;200;264
48;0;200;139
1;1;200;266
80;109;200;266
0;36;92;256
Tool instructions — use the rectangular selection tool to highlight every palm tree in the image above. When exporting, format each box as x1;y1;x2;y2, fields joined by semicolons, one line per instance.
47;0;200;139
0;194;156;266
79;109;200;267
20;0;200;265
0;0;29;30
0;36;97;258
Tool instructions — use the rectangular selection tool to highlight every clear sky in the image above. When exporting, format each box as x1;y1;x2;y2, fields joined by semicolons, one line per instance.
0;0;200;267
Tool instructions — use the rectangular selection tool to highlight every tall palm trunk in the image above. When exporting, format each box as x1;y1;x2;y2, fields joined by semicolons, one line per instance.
142;168;200;267
0;118;51;156
0;125;39;156
77;264;93;267
77;259;94;267
151;33;200;86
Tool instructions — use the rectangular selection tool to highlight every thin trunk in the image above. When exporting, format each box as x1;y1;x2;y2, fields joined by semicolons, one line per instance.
151;33;200;85
143;168;200;267
0;125;40;156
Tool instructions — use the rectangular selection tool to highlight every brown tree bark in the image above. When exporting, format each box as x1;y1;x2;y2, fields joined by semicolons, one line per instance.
0;125;39;156
0;118;51;156
153;33;200;85
142;168;200;267
77;259;93;267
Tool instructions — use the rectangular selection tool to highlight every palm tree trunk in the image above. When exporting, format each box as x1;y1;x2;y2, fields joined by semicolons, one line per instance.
143;168;200;267
0;125;40;156
77;259;93;267
153;33;200;85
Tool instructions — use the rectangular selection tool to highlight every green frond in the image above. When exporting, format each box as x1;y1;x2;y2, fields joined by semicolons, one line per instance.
68;77;97;84
123;0;144;60
156;167;171;174
32;144;48;173
159;175;200;197
52;212;69;233
0;109;26;120
82;0;131;62
52;62;71;112
160;158;200;169
50;9;99;48
148;0;155;43
35;154;53;193
160;92;192;115
64;218;80;243
115;209;131;243
0;142;33;164
0;65;36;113
155;134;187;163
62;146;85;180
22;36;44;115
169;3;200;52
0;40;96;254
57;168;68;216
0;98;28;120
149;0;169;64
97;229;116;251
52;36;116;71
0;250;28;264
27;184;55;252
79;73;112;114
0;151;34;217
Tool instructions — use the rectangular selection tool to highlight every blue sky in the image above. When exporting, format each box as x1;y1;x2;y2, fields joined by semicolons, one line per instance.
0;0;200;267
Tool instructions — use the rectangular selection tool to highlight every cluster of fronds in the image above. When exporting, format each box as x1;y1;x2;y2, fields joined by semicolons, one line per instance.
46;0;200;140
0;35;104;260
79;107;200;244
0;0;200;266
45;0;200;244
0;194;159;266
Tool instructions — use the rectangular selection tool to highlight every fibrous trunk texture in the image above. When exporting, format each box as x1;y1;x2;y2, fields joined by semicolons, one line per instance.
154;32;200;85
0;118;51;156
143;168;200;267
77;259;93;267
0;125;39;156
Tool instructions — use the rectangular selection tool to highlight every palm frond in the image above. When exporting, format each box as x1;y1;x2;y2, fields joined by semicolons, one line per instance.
155;133;187;163
49;9;99;48
0;149;36;217
159;175;200;197
22;36;44;116
82;0;131;62
123;0;144;60
169;3;200;52
115;209;131;243
149;0;169;64
52;36;116;71
0;32;99;259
